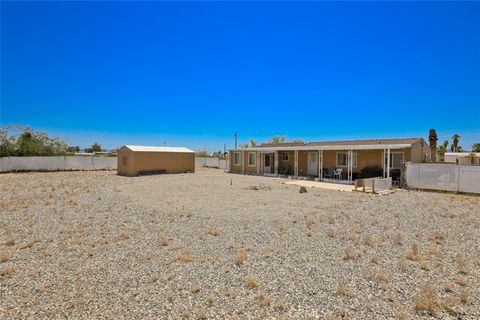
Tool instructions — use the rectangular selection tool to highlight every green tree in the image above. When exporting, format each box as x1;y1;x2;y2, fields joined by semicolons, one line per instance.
268;135;287;144
85;143;102;153
195;149;210;157
0;125;68;157
472;143;480;152
239;139;257;148
451;134;461;152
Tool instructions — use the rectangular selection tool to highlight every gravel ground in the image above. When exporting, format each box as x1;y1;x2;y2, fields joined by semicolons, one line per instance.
1;168;479;320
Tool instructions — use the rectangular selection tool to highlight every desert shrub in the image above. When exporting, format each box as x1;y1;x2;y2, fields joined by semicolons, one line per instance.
360;166;383;179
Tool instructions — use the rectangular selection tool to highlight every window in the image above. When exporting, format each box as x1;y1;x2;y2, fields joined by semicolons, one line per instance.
336;152;357;167
248;152;256;166
281;153;289;161
233;152;240;166
122;156;128;166
386;152;404;168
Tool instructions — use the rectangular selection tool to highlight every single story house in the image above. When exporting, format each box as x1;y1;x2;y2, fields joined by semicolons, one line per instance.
117;145;195;176
229;138;429;182
444;152;480;165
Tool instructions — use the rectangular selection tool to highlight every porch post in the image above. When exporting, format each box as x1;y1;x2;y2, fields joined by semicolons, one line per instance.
294;149;299;178
274;151;279;176
241;150;245;174
383;149;386;178
387;148;391;178
320;150;323;181
257;152;261;175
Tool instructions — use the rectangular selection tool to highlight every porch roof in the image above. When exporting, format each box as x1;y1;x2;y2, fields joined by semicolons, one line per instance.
232;143;412;152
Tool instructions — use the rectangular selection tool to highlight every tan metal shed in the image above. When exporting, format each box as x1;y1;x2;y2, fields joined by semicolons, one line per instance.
117;145;195;176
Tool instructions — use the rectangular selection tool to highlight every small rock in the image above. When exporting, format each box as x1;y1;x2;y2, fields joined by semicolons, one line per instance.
299;186;307;193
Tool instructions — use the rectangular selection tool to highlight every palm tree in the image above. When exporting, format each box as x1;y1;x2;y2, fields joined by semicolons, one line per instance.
436;140;449;161
451;134;461;152
428;129;438;162
472;143;480;152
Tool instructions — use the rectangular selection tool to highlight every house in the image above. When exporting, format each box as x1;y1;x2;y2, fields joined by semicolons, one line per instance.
229;138;429;182
117;145;195;176
444;152;480;165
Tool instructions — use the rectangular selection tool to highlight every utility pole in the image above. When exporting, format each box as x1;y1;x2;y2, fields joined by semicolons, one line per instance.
224;143;226;155
234;131;238;149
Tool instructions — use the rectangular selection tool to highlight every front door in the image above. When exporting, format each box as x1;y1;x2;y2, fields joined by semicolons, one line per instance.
307;152;318;176
264;154;271;174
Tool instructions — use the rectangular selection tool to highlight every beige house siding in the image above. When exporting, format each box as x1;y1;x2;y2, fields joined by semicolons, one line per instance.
117;147;194;176
229;139;426;178
230;151;242;173
411;140;428;163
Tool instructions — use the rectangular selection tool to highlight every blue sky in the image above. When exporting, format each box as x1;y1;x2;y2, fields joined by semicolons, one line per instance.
1;1;479;151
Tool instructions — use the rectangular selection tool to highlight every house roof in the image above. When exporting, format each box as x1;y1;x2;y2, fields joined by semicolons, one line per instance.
123;145;194;153
238;137;425;151
306;137;424;147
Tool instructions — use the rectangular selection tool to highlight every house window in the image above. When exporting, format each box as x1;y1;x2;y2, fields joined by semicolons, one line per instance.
233;152;240;166
248;152;256;166
281;153;289;161
336;152;357;167
386;152;404;168
122;156;128;166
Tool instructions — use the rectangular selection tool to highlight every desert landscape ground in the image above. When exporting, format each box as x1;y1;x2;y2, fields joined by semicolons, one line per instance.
1;168;479;319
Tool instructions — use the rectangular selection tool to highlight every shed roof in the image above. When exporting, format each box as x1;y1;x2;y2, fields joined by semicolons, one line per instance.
123;145;194;153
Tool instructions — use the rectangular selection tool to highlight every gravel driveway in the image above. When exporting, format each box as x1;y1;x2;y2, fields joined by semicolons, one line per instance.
1;168;479;319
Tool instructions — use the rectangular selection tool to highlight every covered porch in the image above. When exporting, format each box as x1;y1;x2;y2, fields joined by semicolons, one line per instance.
253;145;408;184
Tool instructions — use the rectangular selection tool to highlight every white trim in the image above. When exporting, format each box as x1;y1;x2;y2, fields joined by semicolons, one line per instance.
248;152;256;167
336;151;357;168
233;152;241;166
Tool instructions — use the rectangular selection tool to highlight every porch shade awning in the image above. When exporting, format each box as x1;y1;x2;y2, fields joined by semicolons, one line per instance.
234;143;412;152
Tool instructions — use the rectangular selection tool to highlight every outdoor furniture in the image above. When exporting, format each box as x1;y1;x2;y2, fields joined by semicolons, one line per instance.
334;168;343;179
280;165;291;177
323;167;335;178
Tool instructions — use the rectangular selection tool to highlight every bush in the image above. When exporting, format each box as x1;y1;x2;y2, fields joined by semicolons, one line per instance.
0;125;69;157
360;166;383;178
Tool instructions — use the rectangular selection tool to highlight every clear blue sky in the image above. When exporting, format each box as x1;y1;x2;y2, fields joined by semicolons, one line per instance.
1;1;479;151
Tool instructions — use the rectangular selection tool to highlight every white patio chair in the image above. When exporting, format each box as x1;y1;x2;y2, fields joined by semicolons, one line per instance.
334;168;343;180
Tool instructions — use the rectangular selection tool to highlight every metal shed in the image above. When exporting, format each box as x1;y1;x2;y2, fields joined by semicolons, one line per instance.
117;145;195;176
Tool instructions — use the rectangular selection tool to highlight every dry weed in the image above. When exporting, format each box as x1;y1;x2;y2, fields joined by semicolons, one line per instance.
0;266;13;277
413;285;440;314
327;216;336;224
456;275;468;286
306;216;315;230
455;253;468;273
441;297;459;311
0;251;10;263
458;289;469;303
393;232;404;246
336;284;354;297
245;274;257;289
363;234;375;247
191;283;201;293
207;227;220;237
159;235;169;247
327;228;336;238
370;256;380;264
442;282;454;292
3;238;15;247
255;290;270;306
274;298;288;311
344;248;360;261
235;249;247;266
176;254;193;263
